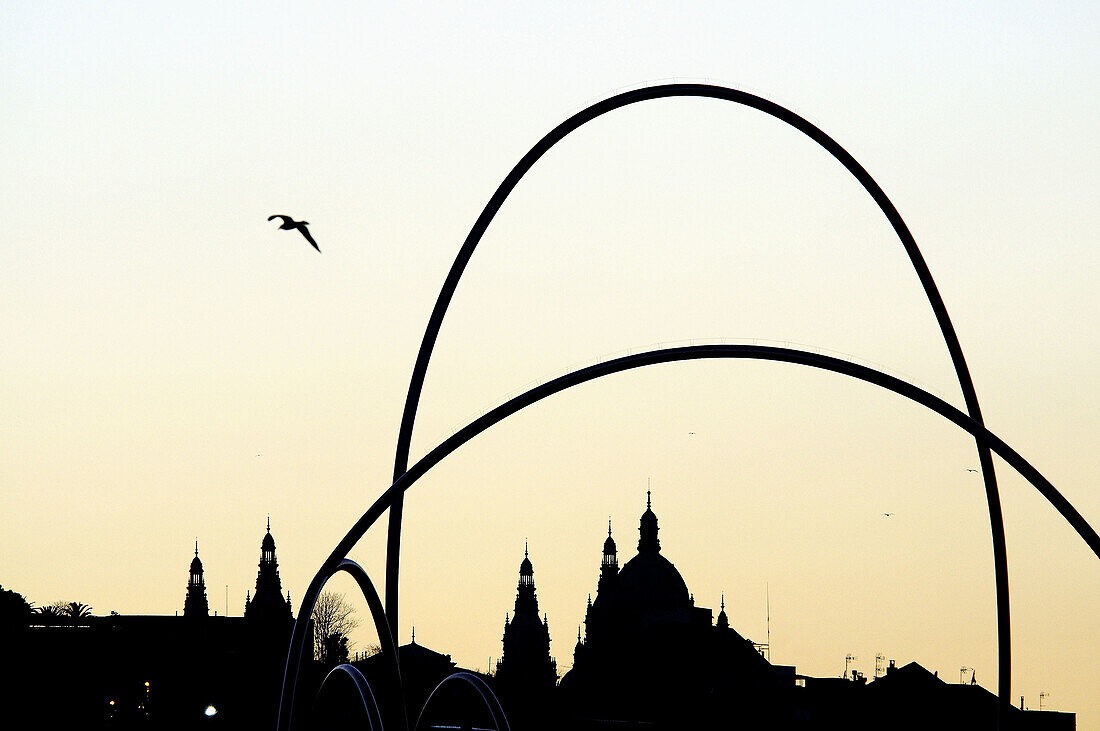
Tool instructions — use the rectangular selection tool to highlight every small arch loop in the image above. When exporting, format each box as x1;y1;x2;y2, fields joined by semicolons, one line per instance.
315;663;384;730
415;672;511;731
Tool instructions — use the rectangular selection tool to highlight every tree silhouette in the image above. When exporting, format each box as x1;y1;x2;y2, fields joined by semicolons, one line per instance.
310;590;359;664
45;601;94;626
0;585;33;629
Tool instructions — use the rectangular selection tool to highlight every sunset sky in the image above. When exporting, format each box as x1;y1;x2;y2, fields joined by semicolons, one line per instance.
2;1;1097;724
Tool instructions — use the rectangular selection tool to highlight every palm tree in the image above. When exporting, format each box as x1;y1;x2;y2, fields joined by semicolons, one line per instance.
60;601;93;626
35;605;62;626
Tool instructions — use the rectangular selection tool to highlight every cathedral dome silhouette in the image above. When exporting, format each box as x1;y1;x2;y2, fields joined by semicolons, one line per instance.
611;492;692;620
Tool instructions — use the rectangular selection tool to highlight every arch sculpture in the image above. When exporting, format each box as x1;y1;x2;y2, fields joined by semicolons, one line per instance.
277;85;1098;730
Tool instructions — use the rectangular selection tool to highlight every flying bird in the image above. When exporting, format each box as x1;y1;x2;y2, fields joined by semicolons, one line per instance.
966;468;979;473
883;512;895;517
268;215;320;252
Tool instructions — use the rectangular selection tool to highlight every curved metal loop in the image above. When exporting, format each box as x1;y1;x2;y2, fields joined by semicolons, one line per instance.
382;82;1008;710
280;559;406;731
315;663;384;731
279;343;1100;731
415;672;511;731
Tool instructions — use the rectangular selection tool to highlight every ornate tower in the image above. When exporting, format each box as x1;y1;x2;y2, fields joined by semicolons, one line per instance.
639;490;660;553
184;541;209;617
245;517;293;624
599;519;618;591
495;544;557;692
716;594;729;630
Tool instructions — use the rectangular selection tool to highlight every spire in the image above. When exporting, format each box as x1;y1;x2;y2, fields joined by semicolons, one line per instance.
267;514;271;532
639;490;660;553
412;626;416;644
716;592;729;630
600;518;619;586
184;542;209;617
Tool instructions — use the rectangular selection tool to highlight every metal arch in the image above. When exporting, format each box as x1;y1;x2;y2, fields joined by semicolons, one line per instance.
279;344;1100;731
280;559;406;731
315;663;384;731
415;672;512;731
383;82;1009;709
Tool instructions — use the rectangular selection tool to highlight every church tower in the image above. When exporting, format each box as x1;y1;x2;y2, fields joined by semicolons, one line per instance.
599;519;618;591
495;544;557;692
245;517;292;625
183;541;209;617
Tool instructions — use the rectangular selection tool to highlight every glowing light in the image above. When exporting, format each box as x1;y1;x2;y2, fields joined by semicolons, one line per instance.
204;705;217;717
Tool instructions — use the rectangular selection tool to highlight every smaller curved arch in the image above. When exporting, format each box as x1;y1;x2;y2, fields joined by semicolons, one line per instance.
279;560;406;731
415;672;511;731
315;663;384;731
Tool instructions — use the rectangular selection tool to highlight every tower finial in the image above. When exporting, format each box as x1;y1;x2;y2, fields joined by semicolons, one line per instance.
608;517;612;536
267;514;270;532
647;489;651;510
525;539;528;558
412;626;415;644
721;593;725;610
195;539;198;557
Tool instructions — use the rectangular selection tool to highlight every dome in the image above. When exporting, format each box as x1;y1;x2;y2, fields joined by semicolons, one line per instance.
189;555;203;573
603;533;617;554
261;531;276;551
519;555;533;575
614;551;691;616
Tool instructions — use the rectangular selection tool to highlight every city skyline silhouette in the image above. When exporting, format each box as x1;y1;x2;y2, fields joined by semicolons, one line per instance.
2;3;1096;728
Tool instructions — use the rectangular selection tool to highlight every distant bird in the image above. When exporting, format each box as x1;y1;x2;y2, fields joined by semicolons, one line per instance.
268;215;320;252
967;468;979;473
883;512;895;517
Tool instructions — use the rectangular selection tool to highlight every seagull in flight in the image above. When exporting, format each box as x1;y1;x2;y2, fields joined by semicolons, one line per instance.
883;512;895;517
268;215;320;252
966;468;979;473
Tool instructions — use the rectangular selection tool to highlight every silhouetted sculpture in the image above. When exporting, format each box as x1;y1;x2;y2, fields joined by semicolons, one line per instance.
268;214;320;252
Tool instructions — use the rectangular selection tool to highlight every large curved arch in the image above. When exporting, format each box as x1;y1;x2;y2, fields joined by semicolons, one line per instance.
383;83;1009;707
280;344;1098;731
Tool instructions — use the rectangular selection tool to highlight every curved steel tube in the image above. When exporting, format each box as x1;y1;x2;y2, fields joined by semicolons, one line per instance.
315;663;384;731
384;83;1008;709
280;559;405;731
415;672;511;731
280;344;1099;731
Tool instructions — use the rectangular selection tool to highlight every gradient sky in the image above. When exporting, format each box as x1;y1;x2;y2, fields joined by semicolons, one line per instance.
2;1;1097;724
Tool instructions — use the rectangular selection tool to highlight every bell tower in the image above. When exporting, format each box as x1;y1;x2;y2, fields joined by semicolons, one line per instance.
183;541;209;617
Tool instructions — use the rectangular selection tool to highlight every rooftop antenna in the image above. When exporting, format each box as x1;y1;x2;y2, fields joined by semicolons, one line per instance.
225;585;228;617
845;653;858;680
875;654;886;679
766;582;771;661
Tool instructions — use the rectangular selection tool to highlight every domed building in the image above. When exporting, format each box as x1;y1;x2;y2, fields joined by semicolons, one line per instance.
561;493;785;725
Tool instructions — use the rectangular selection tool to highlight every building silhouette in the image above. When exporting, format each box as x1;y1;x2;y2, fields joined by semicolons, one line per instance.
7;520;301;730
183;541;208;618
495;544;558;695
244;517;293;626
484;493;1080;731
